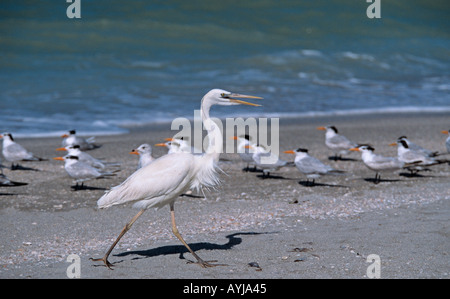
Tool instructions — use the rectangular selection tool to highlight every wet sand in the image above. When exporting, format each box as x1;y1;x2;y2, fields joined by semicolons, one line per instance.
0;112;449;279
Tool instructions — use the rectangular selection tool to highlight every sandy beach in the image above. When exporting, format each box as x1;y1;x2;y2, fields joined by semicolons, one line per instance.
0;112;449;279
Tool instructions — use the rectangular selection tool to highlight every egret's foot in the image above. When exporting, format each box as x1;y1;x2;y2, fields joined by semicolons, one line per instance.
90;256;114;270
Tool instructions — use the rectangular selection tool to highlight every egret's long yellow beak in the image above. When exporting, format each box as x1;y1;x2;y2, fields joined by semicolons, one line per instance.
129;150;139;155
389;142;397;146
230;136;238;140
55;147;67;151
155;143;167;147
244;145;253;149
61;134;69;138
53;157;64;161
317;126;326;131
229;93;263;107
284;150;295;154
349;147;360;152
441;130;449;135
165;138;174;141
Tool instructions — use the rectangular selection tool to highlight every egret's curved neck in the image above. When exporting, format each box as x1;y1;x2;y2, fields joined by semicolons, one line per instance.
200;96;222;162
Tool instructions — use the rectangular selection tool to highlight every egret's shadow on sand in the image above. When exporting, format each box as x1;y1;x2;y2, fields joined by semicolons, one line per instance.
109;232;273;265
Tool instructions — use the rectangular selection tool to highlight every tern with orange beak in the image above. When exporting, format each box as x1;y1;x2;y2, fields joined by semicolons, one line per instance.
129;143;155;169
154;140;183;154
246;144;289;177
164;137;202;154
90;89;262;269
56;145;108;169
441;130;450;153
53;155;116;190
389;137;446;172
61;130;98;151
350;145;413;184
232;134;256;171
317;126;357;160
284;148;345;186
1;132;45;169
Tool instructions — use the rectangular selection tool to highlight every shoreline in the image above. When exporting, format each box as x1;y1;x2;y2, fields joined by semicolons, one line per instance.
0;111;449;278
9;109;450;139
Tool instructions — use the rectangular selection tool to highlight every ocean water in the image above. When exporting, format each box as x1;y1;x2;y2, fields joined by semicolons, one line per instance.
1;0;449;137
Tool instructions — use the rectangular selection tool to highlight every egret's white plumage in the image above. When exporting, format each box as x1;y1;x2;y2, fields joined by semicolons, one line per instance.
129;143;155;169
90;88;262;269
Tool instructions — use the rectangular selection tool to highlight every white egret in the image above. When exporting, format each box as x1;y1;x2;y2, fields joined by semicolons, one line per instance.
89;89;261;269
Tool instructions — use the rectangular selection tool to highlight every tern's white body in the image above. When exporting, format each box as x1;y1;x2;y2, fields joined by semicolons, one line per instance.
62;146;106;169
394;138;437;166
235;136;255;169
318;126;357;158
354;146;404;173
291;149;341;179
131;144;155;169
62;130;96;151
444;130;450;153
1;133;40;163
251;145;287;176
61;156;113;183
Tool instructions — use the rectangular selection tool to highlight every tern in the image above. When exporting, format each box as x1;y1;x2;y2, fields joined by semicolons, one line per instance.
1;133;45;169
246;144;289;177
317;126;357;160
284;148;345;186
389;137;446;173
441;130;450;153
56;145;109;169
89;89;262;269
232;135;257;171
350;144;418;184
129;144;155;169
61;130;98;151
165;137;202;154
154;140;183;154
53;155;116;190
392;136;438;157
